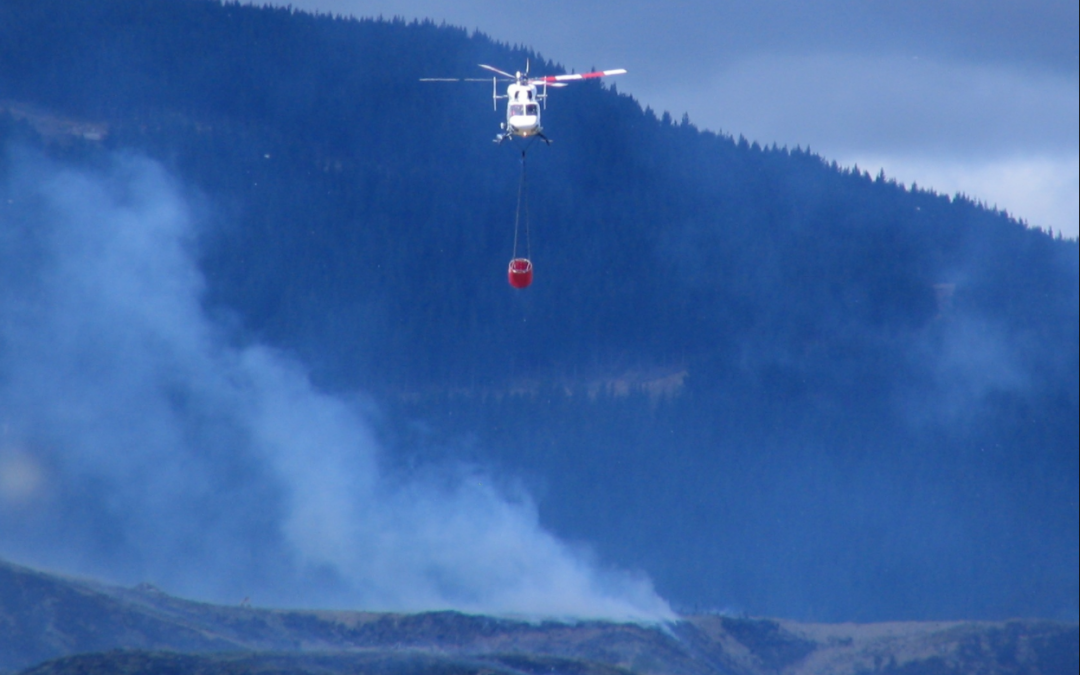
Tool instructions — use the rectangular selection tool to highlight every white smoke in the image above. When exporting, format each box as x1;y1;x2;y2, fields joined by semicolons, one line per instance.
0;146;672;622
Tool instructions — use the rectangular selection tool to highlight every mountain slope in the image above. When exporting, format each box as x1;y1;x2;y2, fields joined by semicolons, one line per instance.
0;559;244;671
1;0;1077;621
3;559;1078;675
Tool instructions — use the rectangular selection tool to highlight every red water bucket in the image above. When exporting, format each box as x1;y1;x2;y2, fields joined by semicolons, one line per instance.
508;258;533;289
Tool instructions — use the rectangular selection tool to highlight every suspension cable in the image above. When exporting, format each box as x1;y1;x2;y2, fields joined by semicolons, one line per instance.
510;137;540;260
512;149;531;260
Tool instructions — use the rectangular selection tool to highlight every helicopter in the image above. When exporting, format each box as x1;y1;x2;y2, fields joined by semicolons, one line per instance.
422;62;626;144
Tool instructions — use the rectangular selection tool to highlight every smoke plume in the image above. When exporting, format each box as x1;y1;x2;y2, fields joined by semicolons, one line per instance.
0;146;672;621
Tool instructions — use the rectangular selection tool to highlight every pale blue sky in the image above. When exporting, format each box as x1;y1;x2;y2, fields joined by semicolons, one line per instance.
261;1;1078;237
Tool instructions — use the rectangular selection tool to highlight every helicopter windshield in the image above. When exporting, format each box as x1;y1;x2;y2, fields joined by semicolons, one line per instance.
526;104;539;115
510;104;525;117
510;104;537;117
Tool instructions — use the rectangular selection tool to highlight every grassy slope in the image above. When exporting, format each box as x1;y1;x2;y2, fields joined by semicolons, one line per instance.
4;559;1077;675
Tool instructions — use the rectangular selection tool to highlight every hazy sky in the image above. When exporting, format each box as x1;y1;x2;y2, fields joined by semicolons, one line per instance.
257;0;1079;238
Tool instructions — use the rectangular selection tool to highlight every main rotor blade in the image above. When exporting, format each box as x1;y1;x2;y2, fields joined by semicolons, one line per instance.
478;63;516;79
419;78;492;82
533;68;627;84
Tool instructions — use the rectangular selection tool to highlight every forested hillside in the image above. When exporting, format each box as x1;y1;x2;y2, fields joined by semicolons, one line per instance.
2;0;1077;622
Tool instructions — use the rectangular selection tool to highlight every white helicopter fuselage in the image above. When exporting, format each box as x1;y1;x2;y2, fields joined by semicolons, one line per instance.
421;63;624;143
504;82;543;137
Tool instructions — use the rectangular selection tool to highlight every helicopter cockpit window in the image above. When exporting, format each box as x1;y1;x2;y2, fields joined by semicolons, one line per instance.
525;104;539;116
510;104;525;117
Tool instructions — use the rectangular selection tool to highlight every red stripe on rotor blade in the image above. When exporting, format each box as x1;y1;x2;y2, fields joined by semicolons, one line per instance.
540;70;625;83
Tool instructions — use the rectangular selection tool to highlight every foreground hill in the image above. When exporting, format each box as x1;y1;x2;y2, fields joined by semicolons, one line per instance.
3;559;1078;675
2;0;1077;621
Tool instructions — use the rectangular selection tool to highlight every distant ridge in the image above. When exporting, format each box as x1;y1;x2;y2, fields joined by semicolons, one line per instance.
3;558;1077;675
0;558;245;671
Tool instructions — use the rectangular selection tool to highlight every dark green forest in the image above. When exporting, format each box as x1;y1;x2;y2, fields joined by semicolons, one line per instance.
1;0;1077;622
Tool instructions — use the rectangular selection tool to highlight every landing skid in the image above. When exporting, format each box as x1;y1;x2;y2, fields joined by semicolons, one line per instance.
495;131;552;146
